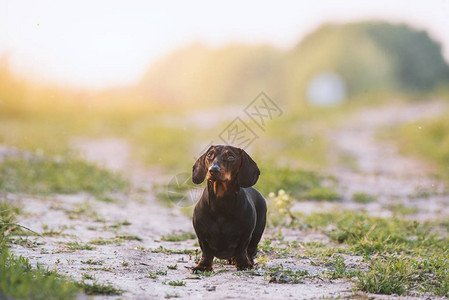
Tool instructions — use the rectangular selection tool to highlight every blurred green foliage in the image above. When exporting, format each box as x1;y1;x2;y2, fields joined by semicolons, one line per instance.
288;22;449;101
0;155;129;196
390;115;449;177
137;22;449;106
137;44;286;106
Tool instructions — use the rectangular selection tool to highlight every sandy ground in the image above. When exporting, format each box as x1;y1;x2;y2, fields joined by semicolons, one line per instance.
7;101;449;299
294;101;449;221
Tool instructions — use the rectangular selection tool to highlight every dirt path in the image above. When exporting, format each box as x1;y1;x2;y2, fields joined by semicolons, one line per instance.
325;101;449;220
9;101;449;299
9;138;353;299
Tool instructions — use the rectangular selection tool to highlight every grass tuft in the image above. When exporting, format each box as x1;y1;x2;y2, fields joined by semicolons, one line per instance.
66;241;95;251
77;281;123;295
0;155;129;197
353;192;377;203
161;232;196;242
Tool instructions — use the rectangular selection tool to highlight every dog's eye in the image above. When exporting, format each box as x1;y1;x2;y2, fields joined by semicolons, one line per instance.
227;155;235;160
207;152;214;158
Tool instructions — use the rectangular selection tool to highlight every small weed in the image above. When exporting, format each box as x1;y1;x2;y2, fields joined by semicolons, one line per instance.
152;246;199;255
77;281;123;295
89;234;142;246
116;234;142;242
161;232;196;242
194;270;215;277
80;266;112;272
82;273;95;280
167;264;178;270
387;203;419;216
167;280;186;287
266;266;310;283
326;255;357;279
89;238;114;245
353;192;377;203
81;259;104;265
122;261;129;267
10;237;41;249
300;186;341;202
147;270;158;279
257;255;270;268
148;269;168;279
66;241;95;251
42;229;65;237
66;201;98;220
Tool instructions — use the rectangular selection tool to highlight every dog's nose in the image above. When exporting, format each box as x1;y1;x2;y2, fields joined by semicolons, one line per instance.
209;165;221;175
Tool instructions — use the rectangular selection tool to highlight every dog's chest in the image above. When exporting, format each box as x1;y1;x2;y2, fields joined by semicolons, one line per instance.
209;216;238;236
205;216;240;251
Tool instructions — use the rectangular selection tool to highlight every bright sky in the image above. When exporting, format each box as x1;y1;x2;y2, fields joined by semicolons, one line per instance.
1;0;449;89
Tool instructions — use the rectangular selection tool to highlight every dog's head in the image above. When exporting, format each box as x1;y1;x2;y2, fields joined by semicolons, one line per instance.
192;145;260;188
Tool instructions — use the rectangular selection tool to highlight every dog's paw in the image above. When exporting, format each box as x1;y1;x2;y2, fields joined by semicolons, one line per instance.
235;260;253;271
192;264;213;273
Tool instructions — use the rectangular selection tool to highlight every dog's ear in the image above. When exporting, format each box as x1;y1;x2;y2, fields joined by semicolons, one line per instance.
192;146;212;184
237;149;260;188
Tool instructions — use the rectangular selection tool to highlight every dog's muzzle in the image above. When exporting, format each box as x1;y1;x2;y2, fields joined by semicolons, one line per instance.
208;165;221;180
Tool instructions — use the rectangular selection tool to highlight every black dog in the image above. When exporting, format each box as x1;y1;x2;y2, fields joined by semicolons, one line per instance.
191;145;267;271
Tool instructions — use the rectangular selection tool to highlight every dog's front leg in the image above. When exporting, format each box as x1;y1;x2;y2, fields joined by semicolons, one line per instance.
192;241;214;273
234;240;253;270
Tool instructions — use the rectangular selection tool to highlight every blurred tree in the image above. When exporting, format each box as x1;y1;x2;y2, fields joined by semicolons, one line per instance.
137;22;449;106
288;22;449;104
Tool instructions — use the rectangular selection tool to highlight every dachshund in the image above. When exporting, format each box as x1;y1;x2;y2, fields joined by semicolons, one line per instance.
191;145;266;271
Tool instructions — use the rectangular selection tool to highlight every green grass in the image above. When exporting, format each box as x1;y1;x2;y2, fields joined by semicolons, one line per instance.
300;186;341;201
131;124;197;170
147;270;158;279
353;192;377;203
116;234;142;242
161;231;196;242
389;114;449;178
0;118;76;155
264;206;449;296
0;199;81;300
299;211;441;256
77;281;123;295
167;280;186;287
266;266;310;283
81;259;104;265
255;165;335;197
151;246;199;255
0;252;80;300
82;273;96;280
291;210;449;296
66;242;95;251
357;254;449;296
0;155;129;197
0;200;21;246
